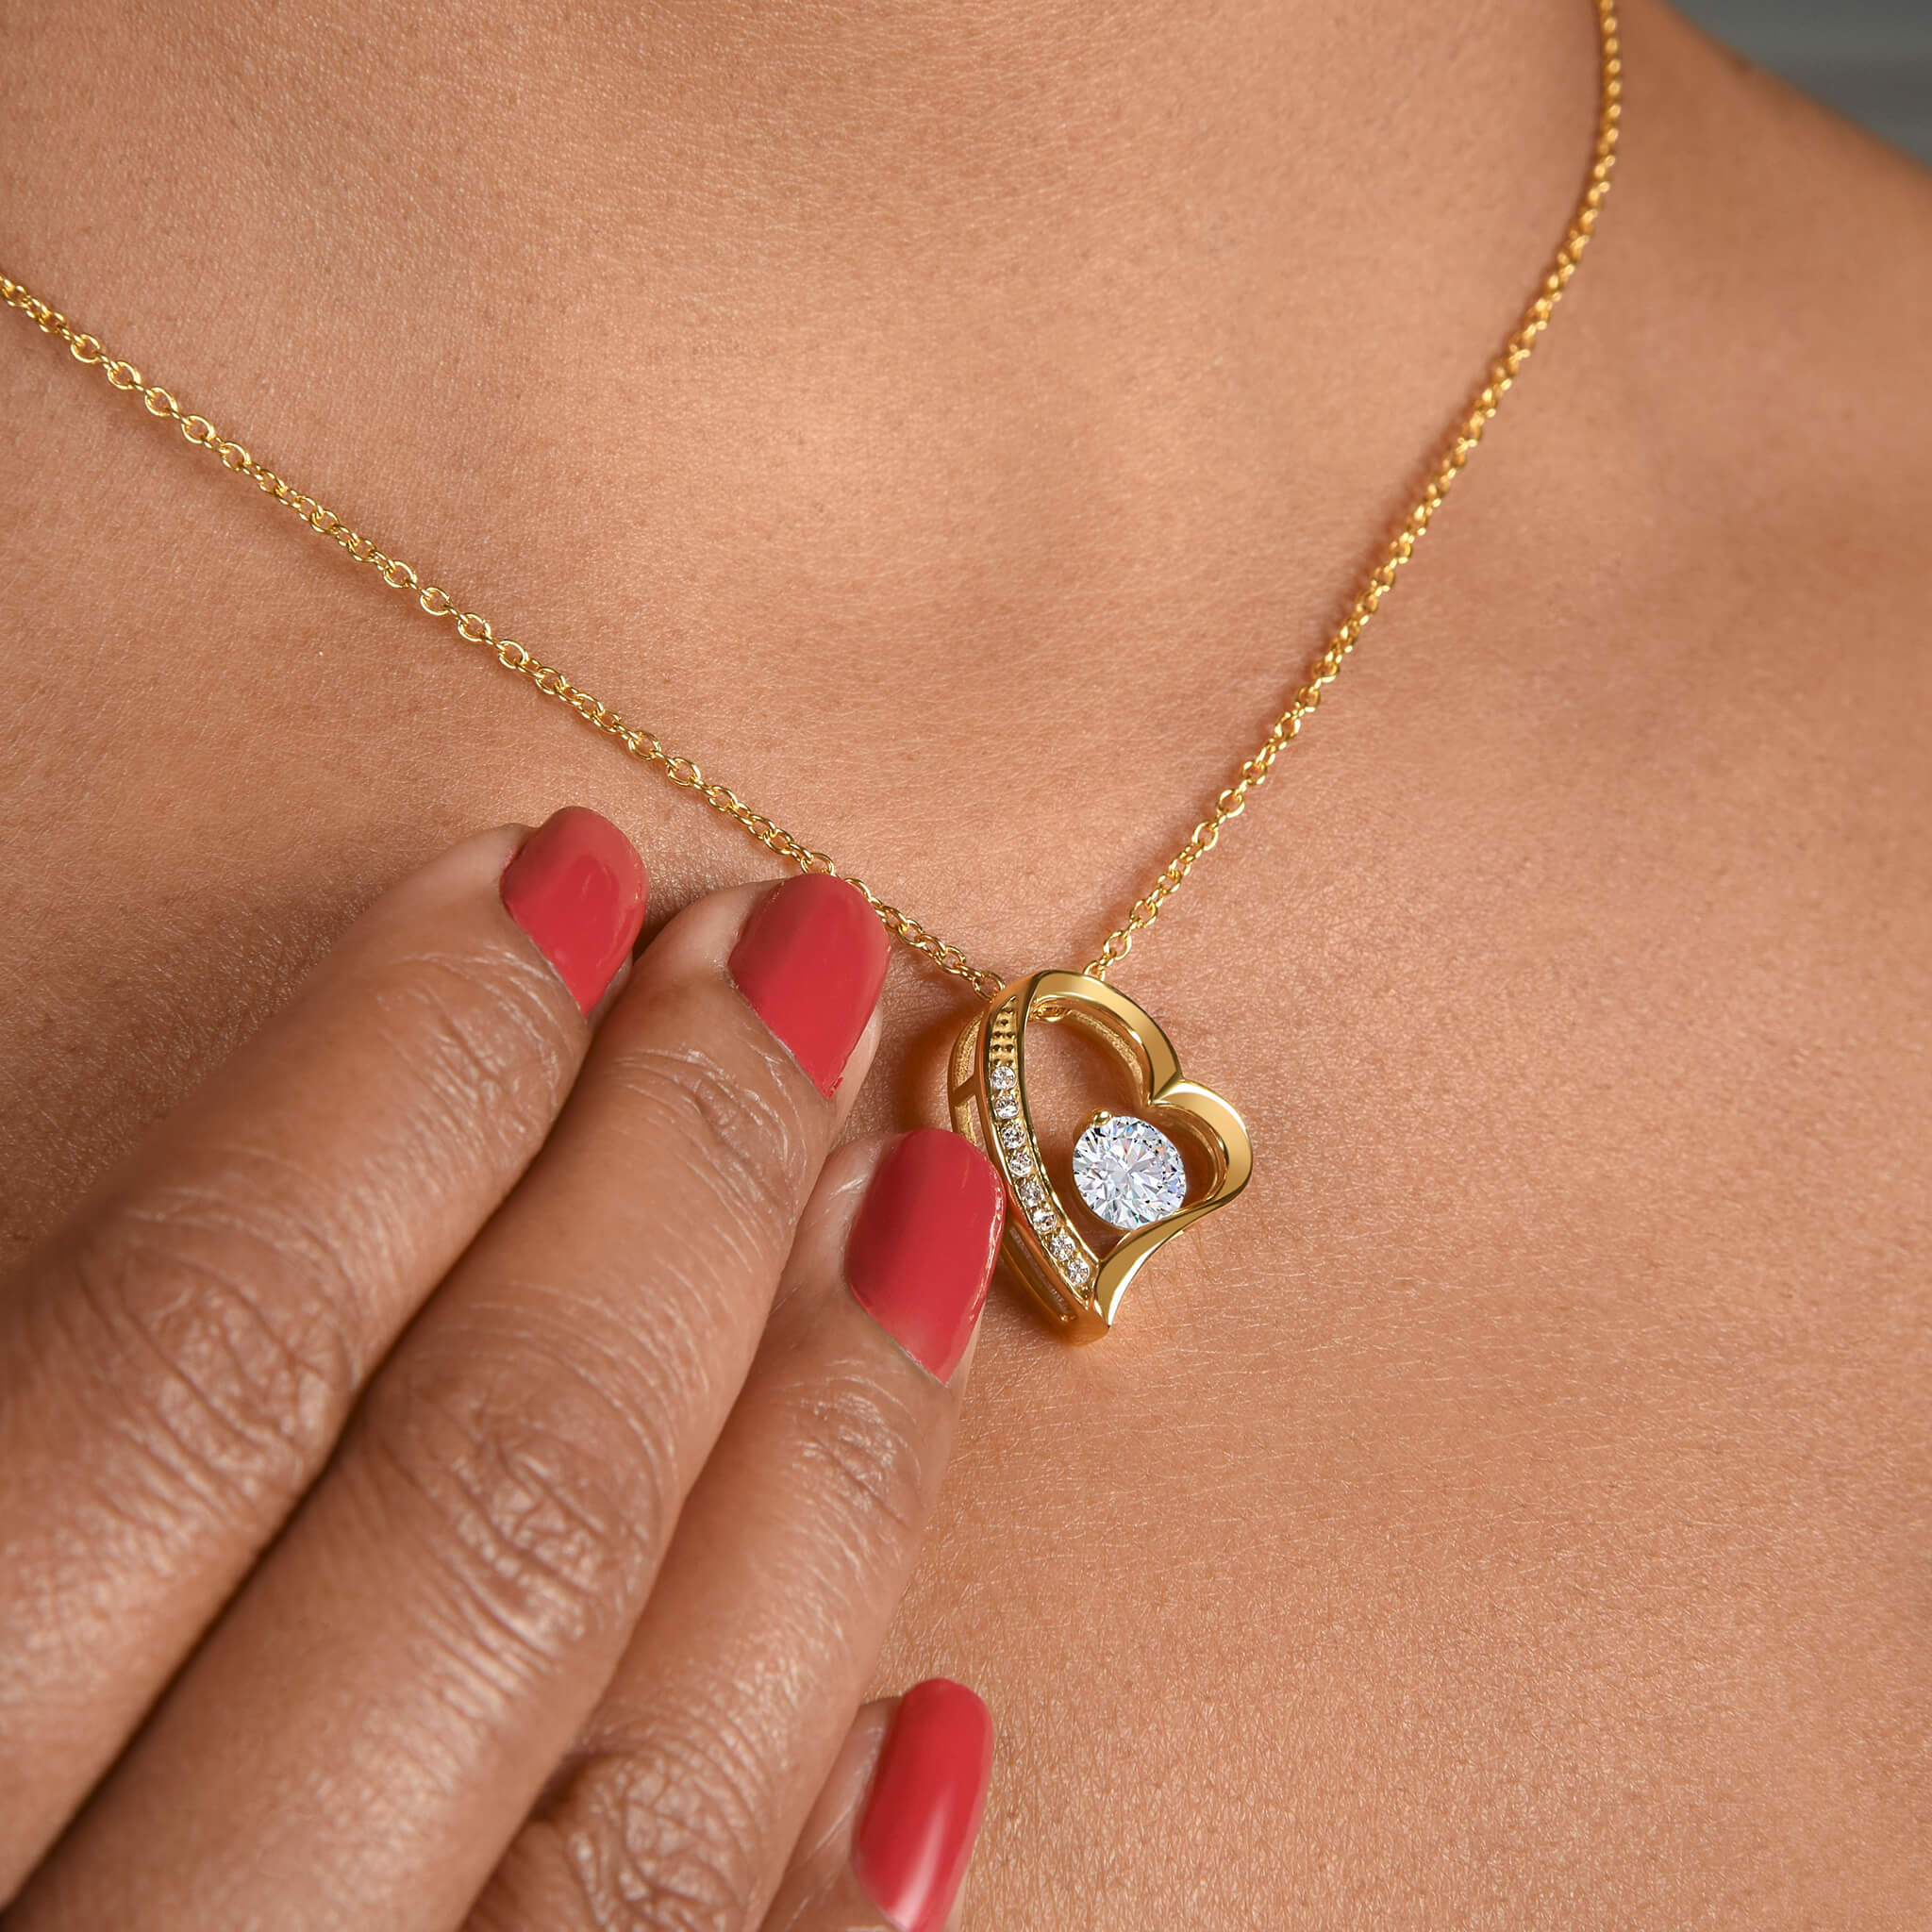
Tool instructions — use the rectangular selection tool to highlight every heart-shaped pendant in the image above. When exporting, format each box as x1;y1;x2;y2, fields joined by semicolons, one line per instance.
948;970;1252;1341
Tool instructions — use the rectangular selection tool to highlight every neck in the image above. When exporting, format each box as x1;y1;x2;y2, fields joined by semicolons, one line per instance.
4;0;1616;909
8;0;1605;407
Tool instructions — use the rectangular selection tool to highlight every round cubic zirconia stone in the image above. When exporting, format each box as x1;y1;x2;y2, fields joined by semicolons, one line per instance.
1018;1178;1045;1207
1050;1232;1077;1261
1066;1256;1091;1285
1072;1116;1187;1229
1030;1205;1056;1230
1000;1121;1026;1150
992;1096;1019;1121
989;1062;1017;1091
1007;1150;1034;1177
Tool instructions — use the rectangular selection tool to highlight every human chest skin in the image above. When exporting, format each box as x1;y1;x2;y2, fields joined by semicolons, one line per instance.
4;7;1932;1925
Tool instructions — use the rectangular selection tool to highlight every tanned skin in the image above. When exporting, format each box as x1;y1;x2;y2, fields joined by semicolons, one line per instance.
2;0;1928;1923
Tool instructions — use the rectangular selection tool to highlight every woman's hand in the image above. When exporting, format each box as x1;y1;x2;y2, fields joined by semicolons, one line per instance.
0;808;1002;1932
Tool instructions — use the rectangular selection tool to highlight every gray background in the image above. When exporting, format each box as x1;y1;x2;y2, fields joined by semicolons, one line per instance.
1674;0;1932;162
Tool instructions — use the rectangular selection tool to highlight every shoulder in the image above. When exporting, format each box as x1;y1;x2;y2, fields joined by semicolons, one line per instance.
1611;1;1932;605
1559;1;1932;942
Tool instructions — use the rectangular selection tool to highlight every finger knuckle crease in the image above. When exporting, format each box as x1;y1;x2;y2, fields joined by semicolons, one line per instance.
792;1370;933;1555
547;1722;772;1932
61;1178;363;1511
370;949;575;1156
358;1364;660;1690
606;1041;810;1240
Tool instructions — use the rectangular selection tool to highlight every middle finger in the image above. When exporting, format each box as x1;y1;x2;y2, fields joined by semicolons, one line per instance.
17;873;890;1932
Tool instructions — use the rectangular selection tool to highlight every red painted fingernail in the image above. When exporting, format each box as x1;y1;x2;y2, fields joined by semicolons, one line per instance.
499;808;648;1015
727;874;890;1095
847;1130;1003;1382
854;1677;995;1932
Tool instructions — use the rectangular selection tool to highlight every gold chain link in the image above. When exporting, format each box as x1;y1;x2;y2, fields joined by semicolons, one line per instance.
0;0;1617;1003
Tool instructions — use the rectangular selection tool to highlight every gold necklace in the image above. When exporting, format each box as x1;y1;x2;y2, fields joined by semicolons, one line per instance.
0;3;1620;1341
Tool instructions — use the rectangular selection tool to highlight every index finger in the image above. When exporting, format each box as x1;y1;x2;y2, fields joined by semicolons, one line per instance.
0;808;645;1890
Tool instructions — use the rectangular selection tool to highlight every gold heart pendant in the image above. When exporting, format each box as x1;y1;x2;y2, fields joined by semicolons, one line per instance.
949;971;1252;1341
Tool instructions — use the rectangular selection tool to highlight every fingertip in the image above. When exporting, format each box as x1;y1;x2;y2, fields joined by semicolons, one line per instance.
853;1678;995;1932
847;1131;1004;1384
498;807;649;1015
727;874;891;1097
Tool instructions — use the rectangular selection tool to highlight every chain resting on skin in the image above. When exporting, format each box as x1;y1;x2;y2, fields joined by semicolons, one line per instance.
0;1;1618;1002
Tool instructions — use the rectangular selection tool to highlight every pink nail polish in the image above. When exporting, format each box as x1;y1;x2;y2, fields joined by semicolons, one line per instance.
727;874;890;1095
847;1130;1003;1382
854;1678;995;1932
499;808;648;1014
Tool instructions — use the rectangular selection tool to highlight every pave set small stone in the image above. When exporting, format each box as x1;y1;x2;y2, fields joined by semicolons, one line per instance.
984;1031;1092;1290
